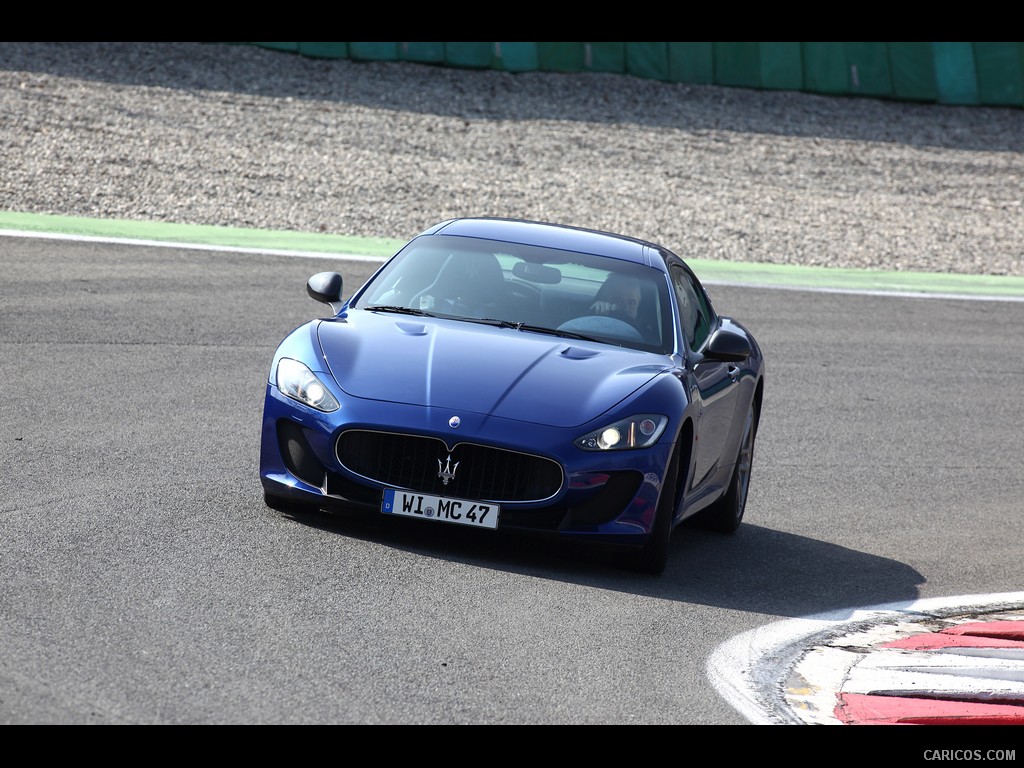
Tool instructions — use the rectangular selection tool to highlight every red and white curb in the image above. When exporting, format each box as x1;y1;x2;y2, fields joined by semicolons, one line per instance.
706;592;1024;725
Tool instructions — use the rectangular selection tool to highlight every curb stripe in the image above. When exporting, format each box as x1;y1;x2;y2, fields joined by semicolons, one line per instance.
835;692;1024;725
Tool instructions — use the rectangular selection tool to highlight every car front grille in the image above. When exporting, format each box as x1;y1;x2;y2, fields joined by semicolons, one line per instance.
336;429;564;503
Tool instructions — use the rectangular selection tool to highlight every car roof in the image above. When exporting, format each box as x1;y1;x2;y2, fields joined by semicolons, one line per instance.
422;217;664;266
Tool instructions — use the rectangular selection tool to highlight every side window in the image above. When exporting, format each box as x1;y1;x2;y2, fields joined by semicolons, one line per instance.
670;266;712;352
691;281;713;349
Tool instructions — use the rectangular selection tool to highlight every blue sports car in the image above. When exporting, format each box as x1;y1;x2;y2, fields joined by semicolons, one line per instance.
259;218;765;574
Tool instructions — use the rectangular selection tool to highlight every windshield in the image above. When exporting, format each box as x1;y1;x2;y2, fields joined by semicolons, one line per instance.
351;234;674;354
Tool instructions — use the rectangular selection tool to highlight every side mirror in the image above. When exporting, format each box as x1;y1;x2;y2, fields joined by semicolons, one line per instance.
307;272;343;304
703;326;750;362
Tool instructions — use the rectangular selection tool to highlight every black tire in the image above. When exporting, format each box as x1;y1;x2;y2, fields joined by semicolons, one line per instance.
628;442;681;575
694;400;756;534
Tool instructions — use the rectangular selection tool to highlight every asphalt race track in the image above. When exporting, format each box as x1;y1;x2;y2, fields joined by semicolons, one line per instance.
1;233;1022;731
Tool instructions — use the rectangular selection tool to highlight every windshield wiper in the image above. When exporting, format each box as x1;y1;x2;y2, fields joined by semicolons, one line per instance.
467;317;524;329
369;311;605;344
475;319;603;343
518;324;603;342
364;304;435;317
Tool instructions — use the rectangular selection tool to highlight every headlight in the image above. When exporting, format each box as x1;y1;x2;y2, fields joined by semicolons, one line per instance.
275;358;340;412
574;414;668;451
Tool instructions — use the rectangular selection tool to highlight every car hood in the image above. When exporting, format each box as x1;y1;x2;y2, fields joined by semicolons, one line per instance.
316;312;669;428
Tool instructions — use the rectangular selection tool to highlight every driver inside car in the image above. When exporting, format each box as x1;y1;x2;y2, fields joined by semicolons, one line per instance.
587;272;661;343
590;273;642;325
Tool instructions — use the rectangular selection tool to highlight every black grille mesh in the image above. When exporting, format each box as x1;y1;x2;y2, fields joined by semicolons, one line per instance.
336;430;563;503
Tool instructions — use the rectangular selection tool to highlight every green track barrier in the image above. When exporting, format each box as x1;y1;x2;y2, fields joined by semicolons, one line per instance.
802;42;849;95
845;42;893;98
250;42;299;53
934;42;979;105
668;42;713;85
584;42;625;74
298;42;349;59
348;42;399;62
496;42;538;72
758;42;802;90
975;42;1024;106
245;42;1024;108
400;42;445;63
444;42;494;69
626;42;670;81
714;42;761;89
537;42;581;73
890;42;939;102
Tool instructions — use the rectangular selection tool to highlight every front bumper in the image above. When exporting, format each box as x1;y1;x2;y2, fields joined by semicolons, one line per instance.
258;384;674;544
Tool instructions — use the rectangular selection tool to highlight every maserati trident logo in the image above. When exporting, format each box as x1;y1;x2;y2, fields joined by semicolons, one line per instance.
449;416;461;428
438;454;459;486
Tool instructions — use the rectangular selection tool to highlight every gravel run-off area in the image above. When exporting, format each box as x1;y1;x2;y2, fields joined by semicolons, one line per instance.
1;41;1022;276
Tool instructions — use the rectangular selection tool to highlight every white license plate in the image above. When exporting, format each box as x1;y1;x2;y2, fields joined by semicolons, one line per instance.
381;489;500;530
